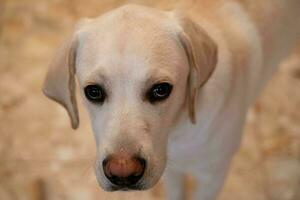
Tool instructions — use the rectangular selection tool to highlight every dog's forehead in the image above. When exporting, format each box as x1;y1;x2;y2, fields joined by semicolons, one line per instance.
75;5;186;80
79;4;174;35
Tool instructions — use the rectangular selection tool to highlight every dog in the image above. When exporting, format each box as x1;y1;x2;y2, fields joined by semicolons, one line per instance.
43;1;300;199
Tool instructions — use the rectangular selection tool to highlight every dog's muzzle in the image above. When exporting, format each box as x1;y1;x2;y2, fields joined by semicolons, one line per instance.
102;152;146;190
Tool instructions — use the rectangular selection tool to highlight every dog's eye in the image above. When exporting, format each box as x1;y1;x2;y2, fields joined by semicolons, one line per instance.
148;82;173;103
84;85;106;103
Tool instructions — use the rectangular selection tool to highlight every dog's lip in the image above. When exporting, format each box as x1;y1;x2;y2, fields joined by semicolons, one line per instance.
108;183;145;191
107;175;148;191
103;172;146;191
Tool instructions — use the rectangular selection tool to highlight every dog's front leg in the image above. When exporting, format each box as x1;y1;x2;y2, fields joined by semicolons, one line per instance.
164;168;186;200
192;161;231;200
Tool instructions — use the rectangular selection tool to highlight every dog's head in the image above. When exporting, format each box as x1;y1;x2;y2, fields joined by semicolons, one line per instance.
43;4;217;191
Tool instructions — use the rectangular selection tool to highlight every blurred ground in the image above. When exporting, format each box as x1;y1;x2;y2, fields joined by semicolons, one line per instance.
0;0;300;200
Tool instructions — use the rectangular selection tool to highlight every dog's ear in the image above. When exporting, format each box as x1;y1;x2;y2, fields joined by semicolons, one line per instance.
43;36;79;129
173;12;218;124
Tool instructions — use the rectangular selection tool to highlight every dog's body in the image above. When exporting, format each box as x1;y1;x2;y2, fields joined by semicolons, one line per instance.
166;1;300;199
43;0;300;199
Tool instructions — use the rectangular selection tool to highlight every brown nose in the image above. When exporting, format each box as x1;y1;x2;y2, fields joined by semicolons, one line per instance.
102;153;146;187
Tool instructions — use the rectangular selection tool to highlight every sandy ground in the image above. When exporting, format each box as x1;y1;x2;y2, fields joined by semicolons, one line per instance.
0;0;300;200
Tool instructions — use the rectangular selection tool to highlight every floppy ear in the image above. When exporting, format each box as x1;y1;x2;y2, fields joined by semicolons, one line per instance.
42;37;79;129
174;13;218;124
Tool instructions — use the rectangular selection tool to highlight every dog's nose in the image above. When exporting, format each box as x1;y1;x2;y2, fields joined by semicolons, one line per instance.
103;153;146;187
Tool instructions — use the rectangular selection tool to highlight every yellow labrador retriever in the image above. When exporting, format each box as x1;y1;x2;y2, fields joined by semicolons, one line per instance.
43;1;300;199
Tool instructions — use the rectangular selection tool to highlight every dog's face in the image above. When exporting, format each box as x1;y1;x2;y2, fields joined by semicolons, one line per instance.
76;7;190;190
43;5;217;191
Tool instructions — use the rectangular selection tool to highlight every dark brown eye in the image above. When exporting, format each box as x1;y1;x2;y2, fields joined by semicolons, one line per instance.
84;85;106;103
148;82;173;103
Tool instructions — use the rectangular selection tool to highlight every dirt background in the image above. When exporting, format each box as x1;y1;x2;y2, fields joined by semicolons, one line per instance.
0;0;300;200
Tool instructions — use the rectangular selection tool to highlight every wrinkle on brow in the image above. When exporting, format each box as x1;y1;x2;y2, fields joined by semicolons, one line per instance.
83;67;108;85
142;121;151;133
145;68;175;84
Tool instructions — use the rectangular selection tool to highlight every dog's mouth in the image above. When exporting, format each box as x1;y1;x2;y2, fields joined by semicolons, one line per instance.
108;183;147;191
105;173;148;191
